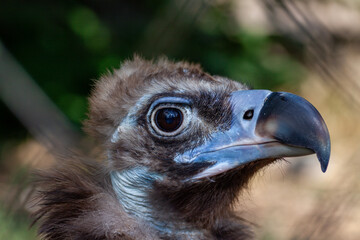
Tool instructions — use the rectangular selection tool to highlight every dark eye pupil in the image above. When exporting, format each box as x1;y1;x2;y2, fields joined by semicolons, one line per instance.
243;109;254;120
155;108;183;132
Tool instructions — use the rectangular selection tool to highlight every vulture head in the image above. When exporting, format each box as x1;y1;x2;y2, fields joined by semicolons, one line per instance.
34;57;330;240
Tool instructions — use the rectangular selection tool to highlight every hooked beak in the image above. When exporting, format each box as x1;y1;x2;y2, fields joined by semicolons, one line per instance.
175;90;331;180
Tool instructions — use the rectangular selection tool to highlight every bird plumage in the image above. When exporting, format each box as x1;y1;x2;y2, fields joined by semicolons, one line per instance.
32;56;330;240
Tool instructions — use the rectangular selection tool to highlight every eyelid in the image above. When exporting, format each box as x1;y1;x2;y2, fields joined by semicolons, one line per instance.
148;97;191;113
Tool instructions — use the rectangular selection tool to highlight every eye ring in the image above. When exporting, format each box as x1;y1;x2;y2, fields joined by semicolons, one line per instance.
149;104;191;137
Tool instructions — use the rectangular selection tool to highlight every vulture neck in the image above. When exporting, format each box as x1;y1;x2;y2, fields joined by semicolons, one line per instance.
110;168;202;237
110;168;159;222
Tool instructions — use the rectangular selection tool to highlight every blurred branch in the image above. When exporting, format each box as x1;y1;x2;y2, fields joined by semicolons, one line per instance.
139;0;211;55
262;0;360;108
0;41;80;154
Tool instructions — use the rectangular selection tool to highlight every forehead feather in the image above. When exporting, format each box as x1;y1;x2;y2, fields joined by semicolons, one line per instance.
84;57;245;141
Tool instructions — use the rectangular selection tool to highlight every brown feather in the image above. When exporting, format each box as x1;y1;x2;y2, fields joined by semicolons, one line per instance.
32;157;159;240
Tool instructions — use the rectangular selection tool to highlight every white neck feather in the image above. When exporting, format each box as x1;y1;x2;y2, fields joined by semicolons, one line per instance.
110;167;204;237
110;168;160;221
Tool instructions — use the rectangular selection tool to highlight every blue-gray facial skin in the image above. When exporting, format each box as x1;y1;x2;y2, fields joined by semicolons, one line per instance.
174;90;330;180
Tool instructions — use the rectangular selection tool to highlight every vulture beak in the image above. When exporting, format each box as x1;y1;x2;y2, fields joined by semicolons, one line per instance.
176;90;331;180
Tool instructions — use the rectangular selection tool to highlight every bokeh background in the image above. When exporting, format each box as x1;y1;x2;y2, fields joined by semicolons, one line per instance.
1;0;360;239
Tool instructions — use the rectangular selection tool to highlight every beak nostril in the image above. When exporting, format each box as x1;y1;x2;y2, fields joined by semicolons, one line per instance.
243;109;254;120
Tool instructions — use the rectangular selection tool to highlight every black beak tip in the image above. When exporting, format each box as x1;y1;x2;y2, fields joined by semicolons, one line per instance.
315;118;331;173
318;144;331;173
321;162;328;173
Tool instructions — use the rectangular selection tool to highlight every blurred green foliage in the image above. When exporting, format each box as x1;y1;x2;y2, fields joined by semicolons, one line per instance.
0;0;305;139
0;207;37;240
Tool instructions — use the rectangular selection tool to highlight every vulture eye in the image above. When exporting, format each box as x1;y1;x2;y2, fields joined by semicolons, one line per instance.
149;102;191;137
155;108;183;132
